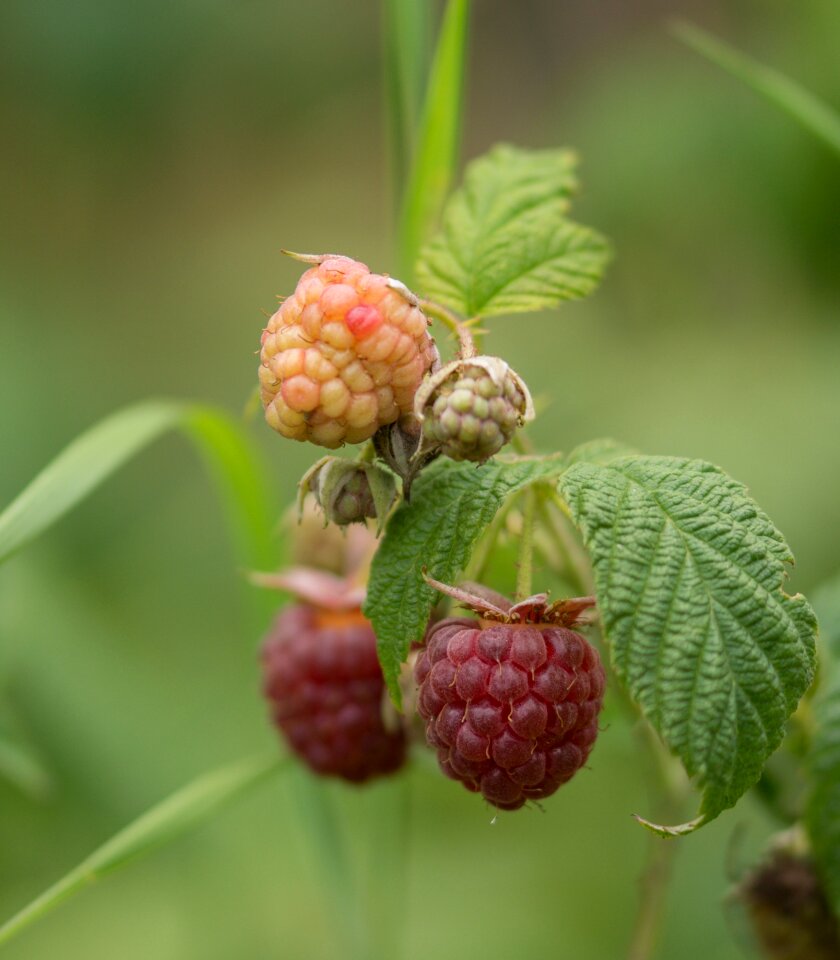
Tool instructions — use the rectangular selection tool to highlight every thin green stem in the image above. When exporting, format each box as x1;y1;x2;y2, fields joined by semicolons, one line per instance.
626;724;689;960
464;495;516;584
539;489;594;595
538;491;685;960
515;487;537;600
419;299;477;359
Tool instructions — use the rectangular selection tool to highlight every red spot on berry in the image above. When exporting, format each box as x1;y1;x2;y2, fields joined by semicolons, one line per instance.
345;305;383;338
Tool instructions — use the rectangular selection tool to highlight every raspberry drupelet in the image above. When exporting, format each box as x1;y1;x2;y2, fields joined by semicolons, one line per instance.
259;253;439;448
415;578;605;810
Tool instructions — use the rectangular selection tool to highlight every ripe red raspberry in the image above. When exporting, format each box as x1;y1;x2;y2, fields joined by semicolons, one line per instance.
260;569;406;783
414;579;604;810
259;253;439;448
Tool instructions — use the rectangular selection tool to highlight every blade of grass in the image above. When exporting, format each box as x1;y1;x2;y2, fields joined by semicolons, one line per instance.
0;754;285;948
0;399;277;575
672;20;840;157
181;406;278;625
0;401;184;566
382;0;431;216
398;0;471;279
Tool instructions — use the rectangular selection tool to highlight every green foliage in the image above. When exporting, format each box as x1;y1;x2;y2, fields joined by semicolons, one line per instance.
0;401;183;567
0;400;275;581
0;755;284;948
673;20;840;157
364;454;566;702
415;144;610;317
558;456;817;832
398;0;471;277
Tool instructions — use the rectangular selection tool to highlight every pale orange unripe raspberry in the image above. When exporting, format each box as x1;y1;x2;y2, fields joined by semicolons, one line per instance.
259;255;439;448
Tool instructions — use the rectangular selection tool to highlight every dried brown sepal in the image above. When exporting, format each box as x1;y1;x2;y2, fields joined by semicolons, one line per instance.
423;571;596;626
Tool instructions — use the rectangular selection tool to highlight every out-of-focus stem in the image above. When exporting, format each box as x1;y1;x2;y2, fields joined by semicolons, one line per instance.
537;486;686;960
419;299;477;358
626;725;689;960
464;496;516;584
516;487;537;599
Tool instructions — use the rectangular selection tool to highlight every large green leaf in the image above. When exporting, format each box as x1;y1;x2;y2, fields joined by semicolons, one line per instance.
364;454;566;702
415;144;610;318
0;755;284;948
0;400;275;578
673;21;840;158
559;456;816;833
398;0;471;278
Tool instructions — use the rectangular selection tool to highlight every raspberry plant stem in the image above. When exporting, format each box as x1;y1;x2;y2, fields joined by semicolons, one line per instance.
515;486;537;599
419;299;477;358
539;488;688;960
464;494;517;583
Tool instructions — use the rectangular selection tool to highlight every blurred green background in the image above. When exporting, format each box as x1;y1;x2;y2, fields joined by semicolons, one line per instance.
1;0;839;957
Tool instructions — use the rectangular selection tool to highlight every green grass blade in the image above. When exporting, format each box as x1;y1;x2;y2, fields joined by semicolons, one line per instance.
672;20;840;157
0;400;277;579
398;0;471;279
182;406;276;574
382;0;430;215
0;401;184;566
0;755;284;948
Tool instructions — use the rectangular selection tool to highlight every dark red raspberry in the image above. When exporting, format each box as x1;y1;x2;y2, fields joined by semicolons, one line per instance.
414;579;605;810
261;597;406;784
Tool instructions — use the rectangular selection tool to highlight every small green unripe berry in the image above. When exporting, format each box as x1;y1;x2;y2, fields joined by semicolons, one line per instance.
414;356;534;463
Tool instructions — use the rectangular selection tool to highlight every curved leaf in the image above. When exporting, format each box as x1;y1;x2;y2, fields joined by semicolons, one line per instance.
416;144;610;317
559;456;816;832
0;400;275;577
0;755;284;948
673;20;840;158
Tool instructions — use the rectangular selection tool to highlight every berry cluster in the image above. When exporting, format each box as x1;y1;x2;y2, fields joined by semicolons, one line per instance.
255;254;606;809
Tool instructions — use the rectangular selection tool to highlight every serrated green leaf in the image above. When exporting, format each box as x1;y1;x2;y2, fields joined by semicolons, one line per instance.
672;20;840;158
0;755;284;948
415;144;610;317
364;454;566;702
559;456;816;832
398;0;470;278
